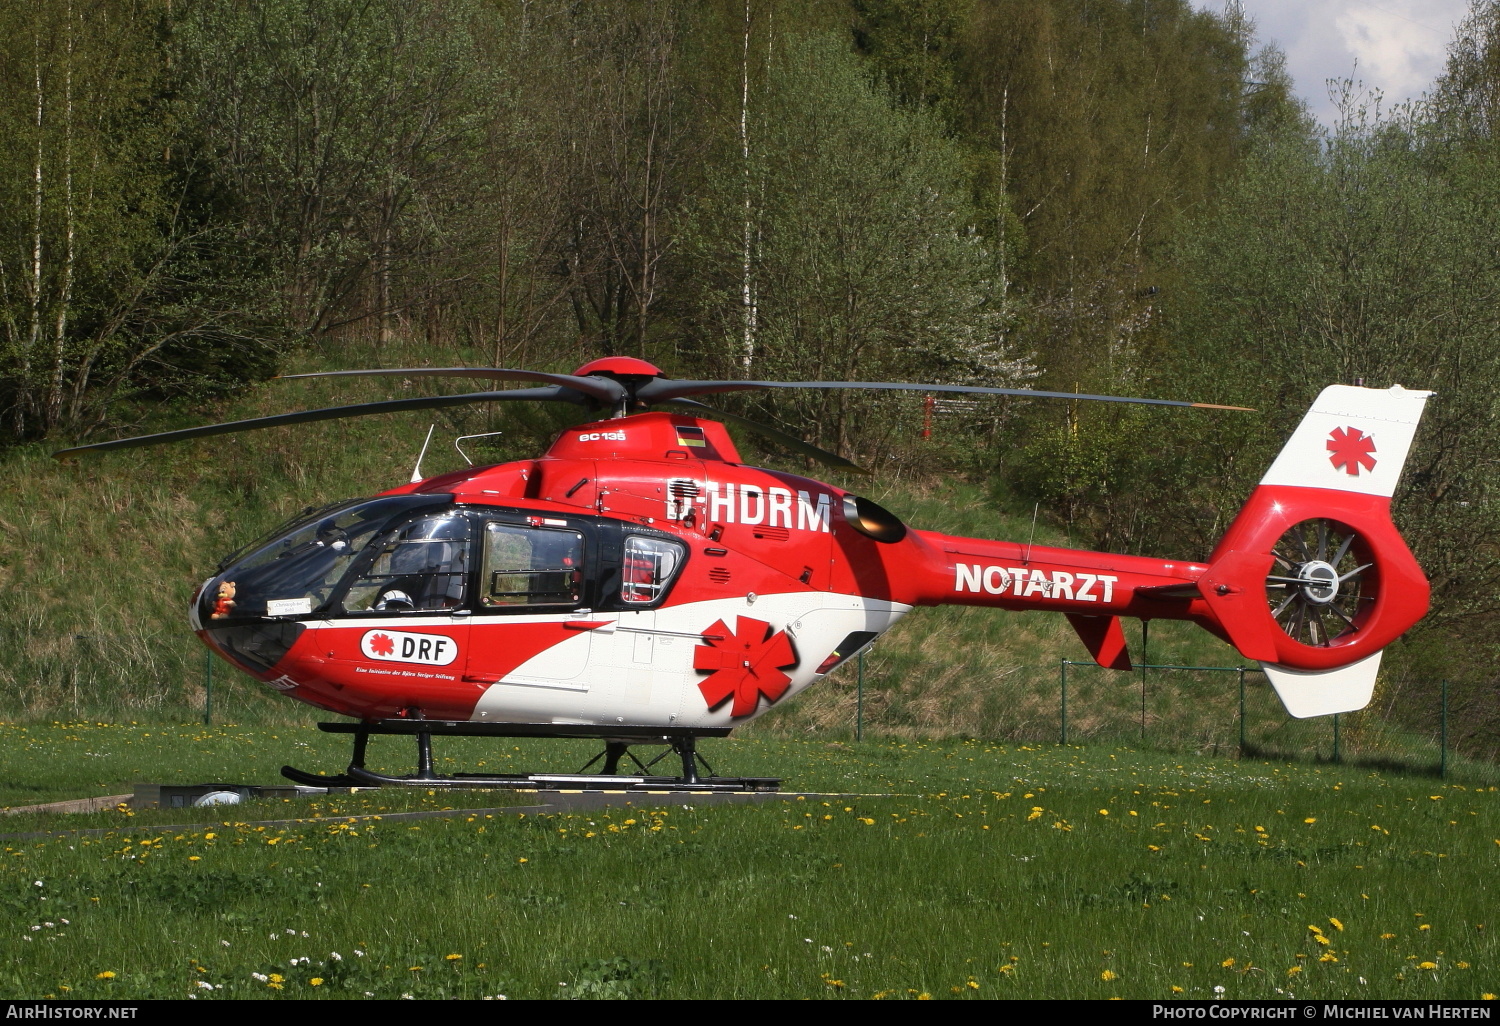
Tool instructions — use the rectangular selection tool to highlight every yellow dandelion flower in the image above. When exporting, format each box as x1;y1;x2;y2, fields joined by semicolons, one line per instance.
445;954;462;961
1287;966;1302;977
1304;818;1317;824
1313;935;1331;947
1420;924;1431;931
517;858;527;864
1330;918;1344;931
1419;962;1438;971
1172;986;1184;993
1381;933;1396;940
310;978;324;986
1458;962;1471;969
1482;994;1496;1000
1221;958;1235;968
1098;809;1109;816
188;856;201;862
1319;953;1338;963
1101;970;1118;981
95;972;115;980
1027;808;1043;822
1148;845;1161;852
966;980;979;990
268;974;284;984
1308;924;1325;935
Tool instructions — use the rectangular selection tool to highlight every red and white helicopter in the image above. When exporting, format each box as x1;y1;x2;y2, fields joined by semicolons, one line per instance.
56;359;1433;790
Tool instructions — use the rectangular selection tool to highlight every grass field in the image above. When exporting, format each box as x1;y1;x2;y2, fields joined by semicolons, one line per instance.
0;725;1496;1000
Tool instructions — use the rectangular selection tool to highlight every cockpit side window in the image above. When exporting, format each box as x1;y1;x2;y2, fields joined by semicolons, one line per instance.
203;495;446;622
343;514;472;614
480;523;584;610
620;535;686;605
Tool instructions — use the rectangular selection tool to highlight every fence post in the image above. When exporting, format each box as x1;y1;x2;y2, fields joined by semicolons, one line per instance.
1238;667;1246;756
203;650;213;727
1060;660;1068;745
1440;680;1448;779
1140;621;1149;740
855;651;864;743
1332;713;1340;764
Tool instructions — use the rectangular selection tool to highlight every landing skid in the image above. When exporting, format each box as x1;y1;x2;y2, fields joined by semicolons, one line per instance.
280;719;780;793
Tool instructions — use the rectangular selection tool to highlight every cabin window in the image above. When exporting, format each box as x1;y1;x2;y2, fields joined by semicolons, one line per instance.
343;514;472;613
620;535;685;605
480;523;584;609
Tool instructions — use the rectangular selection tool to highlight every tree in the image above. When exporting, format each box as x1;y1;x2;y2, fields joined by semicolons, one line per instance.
677;31;1033;456
0;0;262;442
174;0;479;343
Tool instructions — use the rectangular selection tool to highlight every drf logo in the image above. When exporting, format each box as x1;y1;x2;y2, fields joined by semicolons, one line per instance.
360;630;459;666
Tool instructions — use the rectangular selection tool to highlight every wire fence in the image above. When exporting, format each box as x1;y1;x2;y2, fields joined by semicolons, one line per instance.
1055;659;1467;778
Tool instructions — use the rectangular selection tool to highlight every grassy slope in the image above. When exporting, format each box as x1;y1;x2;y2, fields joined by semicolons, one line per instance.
0;731;1496;1000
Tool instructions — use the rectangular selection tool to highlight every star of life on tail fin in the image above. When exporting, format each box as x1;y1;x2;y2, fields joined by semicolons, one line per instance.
1198;385;1434;718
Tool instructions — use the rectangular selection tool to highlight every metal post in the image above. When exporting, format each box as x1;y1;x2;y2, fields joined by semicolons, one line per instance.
1140;621;1149;740
1441;680;1449;779
1238;667;1246;756
203;650;213;726
1332;713;1340;763
856;651;864;742
1060;660;1068;745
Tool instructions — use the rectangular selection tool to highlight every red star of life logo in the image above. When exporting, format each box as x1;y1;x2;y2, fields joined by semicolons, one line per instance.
1327;426;1377;476
368;632;395;657
693;616;798;718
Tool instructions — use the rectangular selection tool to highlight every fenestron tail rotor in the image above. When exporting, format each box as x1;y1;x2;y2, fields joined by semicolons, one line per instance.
1264;518;1374;648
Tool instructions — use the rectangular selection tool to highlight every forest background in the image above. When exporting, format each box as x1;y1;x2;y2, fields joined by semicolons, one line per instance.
4;0;1500;756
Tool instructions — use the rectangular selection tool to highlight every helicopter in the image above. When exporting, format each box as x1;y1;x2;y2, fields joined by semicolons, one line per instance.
54;358;1433;791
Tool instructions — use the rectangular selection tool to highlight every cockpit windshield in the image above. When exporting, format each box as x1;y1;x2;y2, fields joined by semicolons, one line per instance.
202;494;450;622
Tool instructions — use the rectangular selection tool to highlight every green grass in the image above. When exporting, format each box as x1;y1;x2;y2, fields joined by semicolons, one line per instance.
0;728;1496;999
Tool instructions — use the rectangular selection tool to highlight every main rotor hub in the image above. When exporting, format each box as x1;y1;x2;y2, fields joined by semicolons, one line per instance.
1293;560;1340;605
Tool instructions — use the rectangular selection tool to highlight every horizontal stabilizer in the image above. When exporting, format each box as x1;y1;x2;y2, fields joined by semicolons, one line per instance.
1066;614;1132;671
1259;650;1383;718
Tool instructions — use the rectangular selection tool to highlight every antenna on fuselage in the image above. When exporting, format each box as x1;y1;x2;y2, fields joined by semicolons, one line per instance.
410;424;436;483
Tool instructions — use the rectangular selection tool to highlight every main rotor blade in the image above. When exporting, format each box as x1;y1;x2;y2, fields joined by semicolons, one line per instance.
51;386;576;459
279;367;627;405
663;398;869;474
638;378;1254;411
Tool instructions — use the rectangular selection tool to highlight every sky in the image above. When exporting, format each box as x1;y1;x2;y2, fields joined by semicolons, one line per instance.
1191;0;1474;126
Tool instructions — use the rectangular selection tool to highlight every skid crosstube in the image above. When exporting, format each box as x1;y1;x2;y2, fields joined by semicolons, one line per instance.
280;719;780;793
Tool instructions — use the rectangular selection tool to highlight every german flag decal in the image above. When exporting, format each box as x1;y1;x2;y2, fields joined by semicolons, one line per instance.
675;425;707;448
